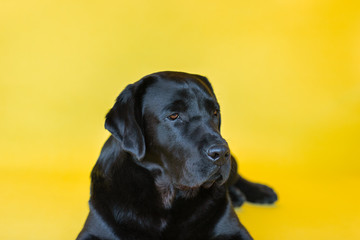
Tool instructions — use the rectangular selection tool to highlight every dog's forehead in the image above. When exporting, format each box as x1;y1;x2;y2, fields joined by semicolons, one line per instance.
145;78;213;101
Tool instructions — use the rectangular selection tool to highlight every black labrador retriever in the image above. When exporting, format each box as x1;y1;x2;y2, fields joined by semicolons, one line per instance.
77;71;277;240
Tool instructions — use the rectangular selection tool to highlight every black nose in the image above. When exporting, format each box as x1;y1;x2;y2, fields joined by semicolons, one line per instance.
207;144;230;165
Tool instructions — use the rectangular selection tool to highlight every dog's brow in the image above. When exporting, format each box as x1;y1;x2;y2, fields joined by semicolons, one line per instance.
204;99;219;110
163;99;188;112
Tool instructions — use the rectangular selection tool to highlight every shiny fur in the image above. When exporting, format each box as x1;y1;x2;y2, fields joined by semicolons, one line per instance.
77;71;277;240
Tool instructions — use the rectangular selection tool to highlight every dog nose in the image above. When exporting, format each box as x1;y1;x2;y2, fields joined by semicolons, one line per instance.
207;144;230;165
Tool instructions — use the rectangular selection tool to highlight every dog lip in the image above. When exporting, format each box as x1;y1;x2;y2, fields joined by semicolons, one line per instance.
208;171;221;181
202;170;223;188
202;175;223;188
202;180;215;188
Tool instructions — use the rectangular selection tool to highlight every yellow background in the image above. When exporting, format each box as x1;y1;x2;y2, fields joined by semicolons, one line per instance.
1;0;359;239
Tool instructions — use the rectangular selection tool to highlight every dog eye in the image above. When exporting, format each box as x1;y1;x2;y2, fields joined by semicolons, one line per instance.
168;113;179;120
213;110;219;117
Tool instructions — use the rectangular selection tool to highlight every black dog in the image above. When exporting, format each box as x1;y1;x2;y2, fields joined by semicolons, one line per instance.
77;71;277;240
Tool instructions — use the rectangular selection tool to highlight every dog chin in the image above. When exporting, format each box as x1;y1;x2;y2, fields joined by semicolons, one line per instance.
176;173;225;191
176;186;200;199
202;174;225;188
174;180;209;198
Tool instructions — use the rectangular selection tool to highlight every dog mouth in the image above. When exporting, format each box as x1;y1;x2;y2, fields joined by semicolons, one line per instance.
175;172;224;191
174;163;230;191
202;171;224;189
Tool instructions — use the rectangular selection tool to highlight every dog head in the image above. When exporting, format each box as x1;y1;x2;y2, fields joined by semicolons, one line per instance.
105;71;231;198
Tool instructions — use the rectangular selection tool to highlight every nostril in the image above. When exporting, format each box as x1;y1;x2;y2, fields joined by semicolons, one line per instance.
207;144;229;162
209;151;220;161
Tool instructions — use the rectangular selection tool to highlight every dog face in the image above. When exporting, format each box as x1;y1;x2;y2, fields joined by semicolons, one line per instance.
105;72;231;192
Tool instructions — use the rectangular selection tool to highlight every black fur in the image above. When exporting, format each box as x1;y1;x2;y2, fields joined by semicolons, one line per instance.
77;71;277;240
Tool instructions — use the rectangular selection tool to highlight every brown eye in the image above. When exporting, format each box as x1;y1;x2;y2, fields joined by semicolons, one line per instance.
213;110;219;117
168;113;179;120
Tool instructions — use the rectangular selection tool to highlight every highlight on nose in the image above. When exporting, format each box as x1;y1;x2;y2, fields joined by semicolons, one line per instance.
207;144;230;165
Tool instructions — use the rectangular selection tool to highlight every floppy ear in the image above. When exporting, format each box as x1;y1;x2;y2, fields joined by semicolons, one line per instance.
105;84;146;160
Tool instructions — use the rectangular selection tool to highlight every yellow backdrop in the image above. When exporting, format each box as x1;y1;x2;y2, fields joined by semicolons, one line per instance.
1;0;359;239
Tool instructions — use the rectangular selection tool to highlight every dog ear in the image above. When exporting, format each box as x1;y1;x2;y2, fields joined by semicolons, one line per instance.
105;84;145;160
